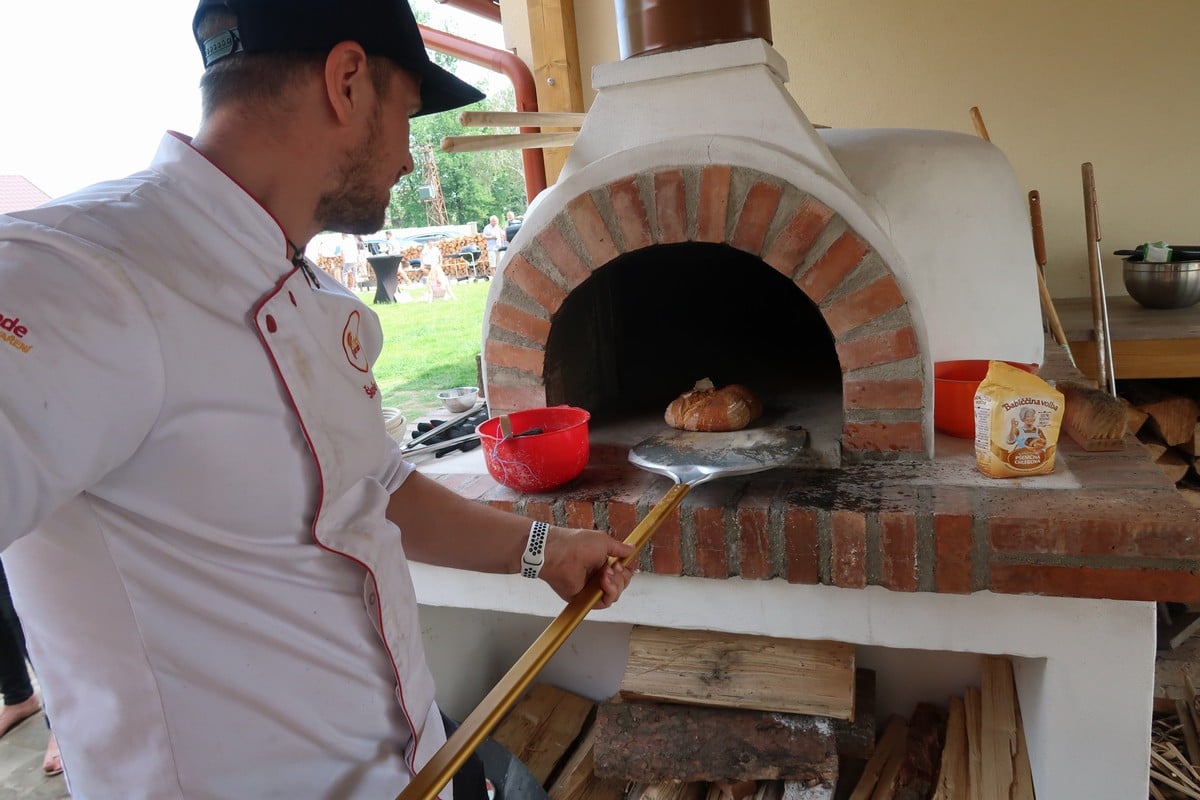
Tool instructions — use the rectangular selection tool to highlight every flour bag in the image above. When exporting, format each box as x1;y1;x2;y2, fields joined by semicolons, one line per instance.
974;361;1064;478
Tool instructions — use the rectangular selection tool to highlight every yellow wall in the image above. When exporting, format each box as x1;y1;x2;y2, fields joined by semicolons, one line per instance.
499;0;1198;300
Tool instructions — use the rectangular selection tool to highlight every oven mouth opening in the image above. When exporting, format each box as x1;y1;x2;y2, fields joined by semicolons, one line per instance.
542;242;844;466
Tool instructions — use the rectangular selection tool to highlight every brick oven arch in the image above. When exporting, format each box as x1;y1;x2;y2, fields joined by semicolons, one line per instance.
483;164;928;460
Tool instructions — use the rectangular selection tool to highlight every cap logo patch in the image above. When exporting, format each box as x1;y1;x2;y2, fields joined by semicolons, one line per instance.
342;311;369;373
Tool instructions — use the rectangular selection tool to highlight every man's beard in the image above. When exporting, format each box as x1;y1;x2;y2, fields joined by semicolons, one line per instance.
314;108;391;235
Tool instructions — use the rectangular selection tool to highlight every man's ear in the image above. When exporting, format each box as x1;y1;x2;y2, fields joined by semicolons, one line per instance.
323;41;371;125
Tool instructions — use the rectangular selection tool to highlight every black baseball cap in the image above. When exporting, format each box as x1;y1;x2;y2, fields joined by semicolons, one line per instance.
192;0;486;117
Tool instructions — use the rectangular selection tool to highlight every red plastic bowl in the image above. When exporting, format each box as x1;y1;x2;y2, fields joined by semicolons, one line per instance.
934;360;1038;439
476;406;591;492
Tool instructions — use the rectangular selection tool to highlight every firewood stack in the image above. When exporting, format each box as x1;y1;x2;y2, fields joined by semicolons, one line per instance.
491;629;1036;800
1120;381;1200;506
1150;673;1200;799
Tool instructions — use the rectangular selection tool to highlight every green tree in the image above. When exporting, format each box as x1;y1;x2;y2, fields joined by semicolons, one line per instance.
388;53;528;230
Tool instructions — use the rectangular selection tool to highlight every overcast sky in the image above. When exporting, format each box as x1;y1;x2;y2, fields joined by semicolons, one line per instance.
0;1;505;198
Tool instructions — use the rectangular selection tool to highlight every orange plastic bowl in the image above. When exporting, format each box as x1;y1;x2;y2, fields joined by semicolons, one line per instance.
933;360;1038;439
476;406;591;492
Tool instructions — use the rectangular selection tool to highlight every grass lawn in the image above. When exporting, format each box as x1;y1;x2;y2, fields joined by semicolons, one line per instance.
360;280;490;420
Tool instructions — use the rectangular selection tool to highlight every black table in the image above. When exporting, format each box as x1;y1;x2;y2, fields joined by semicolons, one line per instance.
366;255;403;304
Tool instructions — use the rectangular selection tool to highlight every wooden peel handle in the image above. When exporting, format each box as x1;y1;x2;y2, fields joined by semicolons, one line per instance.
1029;190;1047;268
969;106;991;142
459;110;587;128
395;481;693;800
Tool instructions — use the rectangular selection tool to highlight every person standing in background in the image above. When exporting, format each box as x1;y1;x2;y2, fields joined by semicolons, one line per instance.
342;233;363;290
0;563;59;776
481;214;504;270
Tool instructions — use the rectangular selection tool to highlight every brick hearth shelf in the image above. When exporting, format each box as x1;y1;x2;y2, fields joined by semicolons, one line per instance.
421;340;1200;604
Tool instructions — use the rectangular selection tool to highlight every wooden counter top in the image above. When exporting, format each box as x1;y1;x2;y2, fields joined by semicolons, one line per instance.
1055;295;1200;380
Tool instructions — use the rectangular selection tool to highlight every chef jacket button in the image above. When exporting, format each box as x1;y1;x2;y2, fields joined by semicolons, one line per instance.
265;314;277;333
366;591;378;606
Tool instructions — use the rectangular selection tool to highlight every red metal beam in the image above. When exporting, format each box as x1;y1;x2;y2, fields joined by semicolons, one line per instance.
418;25;548;201
432;0;501;25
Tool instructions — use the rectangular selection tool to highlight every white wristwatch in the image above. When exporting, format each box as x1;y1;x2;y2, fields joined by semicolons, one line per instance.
521;521;549;579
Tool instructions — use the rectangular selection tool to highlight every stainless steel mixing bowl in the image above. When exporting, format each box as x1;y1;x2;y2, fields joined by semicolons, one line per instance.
1122;259;1200;309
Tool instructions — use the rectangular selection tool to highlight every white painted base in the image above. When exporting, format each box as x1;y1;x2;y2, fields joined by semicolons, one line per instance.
415;567;1154;799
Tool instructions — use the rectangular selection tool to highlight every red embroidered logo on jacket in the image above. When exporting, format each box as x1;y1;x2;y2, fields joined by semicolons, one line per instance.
0;311;32;354
342;311;369;372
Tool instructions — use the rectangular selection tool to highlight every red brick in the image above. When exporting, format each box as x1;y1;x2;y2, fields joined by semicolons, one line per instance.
783;506;820;584
524;500;554;524
835;327;919;371
730;181;784;255
482;383;547;415
844;379;923;410
563;498;595;530
761;197;835;277
484;339;544;378
697;165;732;243
843;421;925;453
535;223;593;290
654;169;688;244
823;276;906;337
738;506;771;579
796;231;870;304
831;510;867;588
693;506;730;578
989;564;1200;603
567;192;620;268
650;506;683;575
933;514;974;594
986;490;1200;559
504;254;566;316
880;511;918;592
488;301;551;345
608;177;652;251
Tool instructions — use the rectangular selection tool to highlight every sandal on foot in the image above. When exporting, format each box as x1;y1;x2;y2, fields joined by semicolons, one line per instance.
42;733;62;777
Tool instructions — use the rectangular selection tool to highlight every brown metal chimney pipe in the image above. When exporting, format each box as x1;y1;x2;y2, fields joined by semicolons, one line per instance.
418;25;548;201
615;0;772;59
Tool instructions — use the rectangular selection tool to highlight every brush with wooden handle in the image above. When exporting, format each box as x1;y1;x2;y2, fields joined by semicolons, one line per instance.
1028;190;1075;367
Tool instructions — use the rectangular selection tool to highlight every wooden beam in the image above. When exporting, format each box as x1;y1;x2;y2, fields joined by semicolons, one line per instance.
525;0;585;184
1069;338;1200;380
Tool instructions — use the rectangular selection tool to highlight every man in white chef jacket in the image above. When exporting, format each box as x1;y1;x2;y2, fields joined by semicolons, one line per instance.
0;1;634;798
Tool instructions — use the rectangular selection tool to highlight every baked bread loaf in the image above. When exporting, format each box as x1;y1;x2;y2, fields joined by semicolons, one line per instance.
665;378;763;432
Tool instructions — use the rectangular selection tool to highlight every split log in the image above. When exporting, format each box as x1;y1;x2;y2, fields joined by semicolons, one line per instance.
620;626;855;720
706;781;759;800
1181;423;1200;457
782;778;835;800
628;781;708;800
1180;487;1200;510
548;721;627;800
979;658;1018;800
1123;397;1150;436
1140;435;1170;462
492;683;595;785
1157;449;1192;485
592;699;837;783
964;687;983;800
1124;384;1200;447
931;697;968;800
892;703;946;800
1011;696;1035;800
848;715;907;800
835;670;877;760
